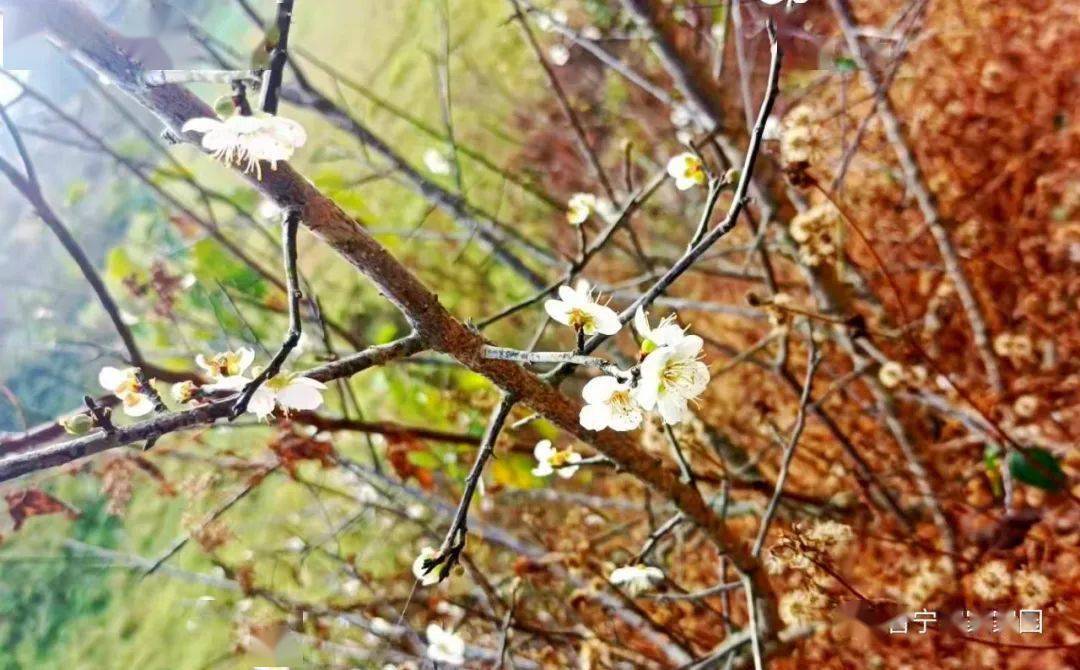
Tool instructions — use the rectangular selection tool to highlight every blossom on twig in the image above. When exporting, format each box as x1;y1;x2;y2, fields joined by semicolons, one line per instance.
98;366;154;417
181;114;306;180
532;440;581;478
579;376;642;432
634;335;710;425
544;280;621;336
609;564;665;595
666;152;706;190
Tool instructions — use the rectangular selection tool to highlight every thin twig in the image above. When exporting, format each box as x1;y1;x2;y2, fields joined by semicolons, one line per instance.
259;0;296;114
232;209;304;417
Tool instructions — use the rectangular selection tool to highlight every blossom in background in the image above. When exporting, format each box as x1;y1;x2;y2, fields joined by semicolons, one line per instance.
425;623;465;666
579;376;642;432
181;114;306;180
548;43;570;66
195;347;255;389
666;152;706;190
971;560;1012;602
633;306;686;352
1013;394;1039;419
544;280;622;336
242;372;328;421
566;192;597;225
99;366;155;417
423;148;452;176
609;564;665;595
634;335;710;425
804;520;854;557
412;547;441;586
1014;570;1051;608
878;361;904;388
778;588;828;626
532;440;582;478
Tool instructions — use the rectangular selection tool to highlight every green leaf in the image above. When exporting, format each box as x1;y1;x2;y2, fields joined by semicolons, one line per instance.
834;56;858;74
405;450;443;470
65;180;89;207
105;247;143;283
191;238;267;298
1008;448;1066;491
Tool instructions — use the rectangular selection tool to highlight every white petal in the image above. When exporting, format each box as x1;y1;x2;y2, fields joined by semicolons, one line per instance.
195;354;212;373
277;379;325;411
588;304;623;336
681;361;711;397
579;402;611;431
266;116;307;147
533;440;554;460
98;366;127;392
246;386;277;420
632;377;659;411
543;299;572;326
181;117;223;134
200;127;239;153
657;392;689;425
651;322;687;347
557;284;580;304
666;155;686;179
426;623;445;644
676;334;704;357
581;376;621;404
639;347;672;385
413;549;441;586
204;375;250;392
236;348;255;374
633;306;651;338
531;463;554;477
607;403;643;432
123;394;155;417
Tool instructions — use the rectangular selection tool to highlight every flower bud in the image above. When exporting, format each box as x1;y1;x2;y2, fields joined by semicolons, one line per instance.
61;413;95;436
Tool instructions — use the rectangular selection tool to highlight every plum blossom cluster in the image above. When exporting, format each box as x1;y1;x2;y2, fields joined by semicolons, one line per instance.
544;282;711;430
181;114;306;180
766;519;854;576
170;347;326;420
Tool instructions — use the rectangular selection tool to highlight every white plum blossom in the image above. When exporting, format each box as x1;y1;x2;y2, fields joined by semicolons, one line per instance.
423;148;452;175
609;564;665;595
633;306;687;352
566;192;598;225
242;373;328;421
425;623;465;666
412;547;441;586
579;376;642;432
195;348;255;390
98;366;155;417
171;380;199;404
666;152;706;190
634;335;710;425
532;440;582;478
544;280;622;336
181;114;306;179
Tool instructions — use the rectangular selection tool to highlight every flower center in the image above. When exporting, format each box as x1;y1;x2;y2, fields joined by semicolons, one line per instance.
549;450;574;467
567;308;594;330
